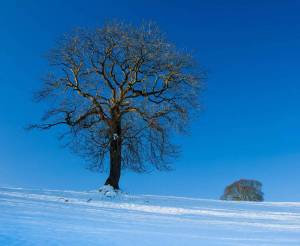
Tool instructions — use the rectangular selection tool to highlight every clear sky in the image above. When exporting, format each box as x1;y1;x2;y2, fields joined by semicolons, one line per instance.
0;0;300;201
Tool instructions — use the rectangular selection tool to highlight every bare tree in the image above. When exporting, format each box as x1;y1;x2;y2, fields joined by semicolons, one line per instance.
30;22;204;189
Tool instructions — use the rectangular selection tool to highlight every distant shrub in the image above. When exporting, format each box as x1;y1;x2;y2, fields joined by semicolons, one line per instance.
221;179;264;201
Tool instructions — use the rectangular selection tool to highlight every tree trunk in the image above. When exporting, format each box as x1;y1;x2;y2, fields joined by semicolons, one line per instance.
105;116;122;190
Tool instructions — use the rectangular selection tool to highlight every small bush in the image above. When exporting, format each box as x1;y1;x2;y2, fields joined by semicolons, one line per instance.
221;179;264;201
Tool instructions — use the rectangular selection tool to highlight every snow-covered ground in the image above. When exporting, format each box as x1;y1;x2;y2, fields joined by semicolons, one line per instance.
1;187;300;245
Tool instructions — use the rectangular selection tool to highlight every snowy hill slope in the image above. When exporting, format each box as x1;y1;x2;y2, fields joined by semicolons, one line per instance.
1;187;300;245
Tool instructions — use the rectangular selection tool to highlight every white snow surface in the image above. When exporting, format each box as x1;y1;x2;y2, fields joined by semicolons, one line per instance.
1;187;300;245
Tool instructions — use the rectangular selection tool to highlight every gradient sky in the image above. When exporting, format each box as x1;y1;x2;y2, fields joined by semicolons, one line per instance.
0;0;300;201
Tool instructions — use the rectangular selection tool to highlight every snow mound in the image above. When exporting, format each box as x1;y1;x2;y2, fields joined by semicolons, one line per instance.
99;185;124;198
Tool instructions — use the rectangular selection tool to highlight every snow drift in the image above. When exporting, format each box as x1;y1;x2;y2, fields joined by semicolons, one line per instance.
0;187;300;245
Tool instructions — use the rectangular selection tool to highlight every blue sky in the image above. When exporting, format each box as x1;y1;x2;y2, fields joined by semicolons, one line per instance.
0;0;300;201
